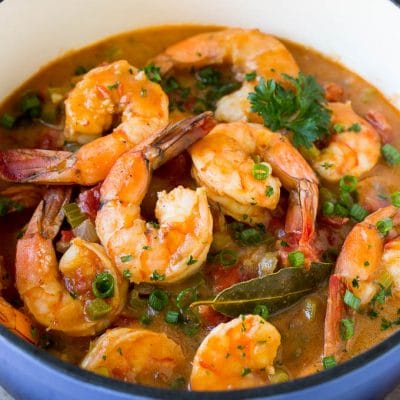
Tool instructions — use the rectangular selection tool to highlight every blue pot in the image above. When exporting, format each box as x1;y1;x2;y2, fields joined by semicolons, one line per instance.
1;324;400;400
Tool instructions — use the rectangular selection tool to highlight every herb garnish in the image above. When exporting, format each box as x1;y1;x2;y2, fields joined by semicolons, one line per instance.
248;73;331;148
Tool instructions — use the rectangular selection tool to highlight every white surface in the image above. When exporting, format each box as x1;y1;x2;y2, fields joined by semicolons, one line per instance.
0;0;400;108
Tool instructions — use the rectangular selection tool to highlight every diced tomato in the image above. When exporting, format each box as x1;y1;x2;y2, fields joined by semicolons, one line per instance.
77;184;101;221
324;82;344;102
198;305;229;329
60;229;74;243
205;262;242;293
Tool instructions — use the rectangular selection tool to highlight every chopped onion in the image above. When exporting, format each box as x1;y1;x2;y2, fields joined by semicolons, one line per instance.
72;219;99;243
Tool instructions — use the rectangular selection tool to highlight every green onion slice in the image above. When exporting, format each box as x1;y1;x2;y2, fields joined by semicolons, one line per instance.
252;162;270;180
343;290;361;310
165;310;180;324
288;251;305;268
339;175;358;192
340;318;354;340
253;304;269;320
391;192;400;207
349;204;369;222
376;218;393;235
148;289;168;311
176;287;198;310
322;201;335;216
86;298;112;320
92;272;115;299
63;203;87;229
322;356;337;369
218;249;238;267
382;144;400;165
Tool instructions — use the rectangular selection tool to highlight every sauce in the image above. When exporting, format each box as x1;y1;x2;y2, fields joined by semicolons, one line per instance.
1;24;400;388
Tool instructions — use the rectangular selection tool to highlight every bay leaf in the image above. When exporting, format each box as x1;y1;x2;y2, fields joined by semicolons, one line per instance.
191;262;332;317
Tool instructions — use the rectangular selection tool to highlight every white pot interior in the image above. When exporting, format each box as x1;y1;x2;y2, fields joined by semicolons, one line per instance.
0;0;400;109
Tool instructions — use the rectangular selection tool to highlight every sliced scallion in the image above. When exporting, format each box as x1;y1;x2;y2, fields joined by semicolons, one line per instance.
288;251;305;268
349;204;369;222
148;289;168;311
343;290;361;310
218;249;238;267
339;175;358;192
340;318;354;340
252;162;270;180
253;304;269;320
86;298;112;320
165;310;180;324
382;144;400;166
63;203;87;229
322;356;337;369
92;272;115;299
376;218;393;235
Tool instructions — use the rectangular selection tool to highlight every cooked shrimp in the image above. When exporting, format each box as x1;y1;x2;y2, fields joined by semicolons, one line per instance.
153;28;299;122
312;102;381;182
16;187;127;336
190;314;281;390
324;205;400;358
0;60;169;185
81;328;184;386
96;113;215;283
190;121;319;261
0;297;38;344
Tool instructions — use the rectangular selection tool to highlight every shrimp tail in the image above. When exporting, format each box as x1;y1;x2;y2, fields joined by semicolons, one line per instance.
284;179;319;264
144;111;216;170
324;274;347;359
24;186;71;240
0;149;77;184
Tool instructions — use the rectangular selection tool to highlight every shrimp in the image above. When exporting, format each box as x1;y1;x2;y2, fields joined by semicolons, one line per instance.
189;121;319;262
312;102;381;182
0;60;169;185
324;205;400;359
96;112;215;283
190;314;281;390
81;328;184;386
16;187;127;336
0;297;38;344
153;28;299;122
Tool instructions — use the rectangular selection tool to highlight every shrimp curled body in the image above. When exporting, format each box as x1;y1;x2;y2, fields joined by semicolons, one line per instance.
313;102;381;182
190;121;319;261
0;60;169;185
190;314;281;390
96;113;215;283
81;327;184;386
153;28;299;122
324;205;400;358
16;188;127;336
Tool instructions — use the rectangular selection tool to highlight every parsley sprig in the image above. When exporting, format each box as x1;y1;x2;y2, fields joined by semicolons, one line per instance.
248;73;331;148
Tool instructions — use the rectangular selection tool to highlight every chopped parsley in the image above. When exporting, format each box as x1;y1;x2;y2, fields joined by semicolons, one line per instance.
143;63;162;83
107;81;120;90
122;269;132;279
186;255;197;265
348;123;361;132
120;255;133;263
248;73;331;148
265;185;274;197
150;270;166;281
